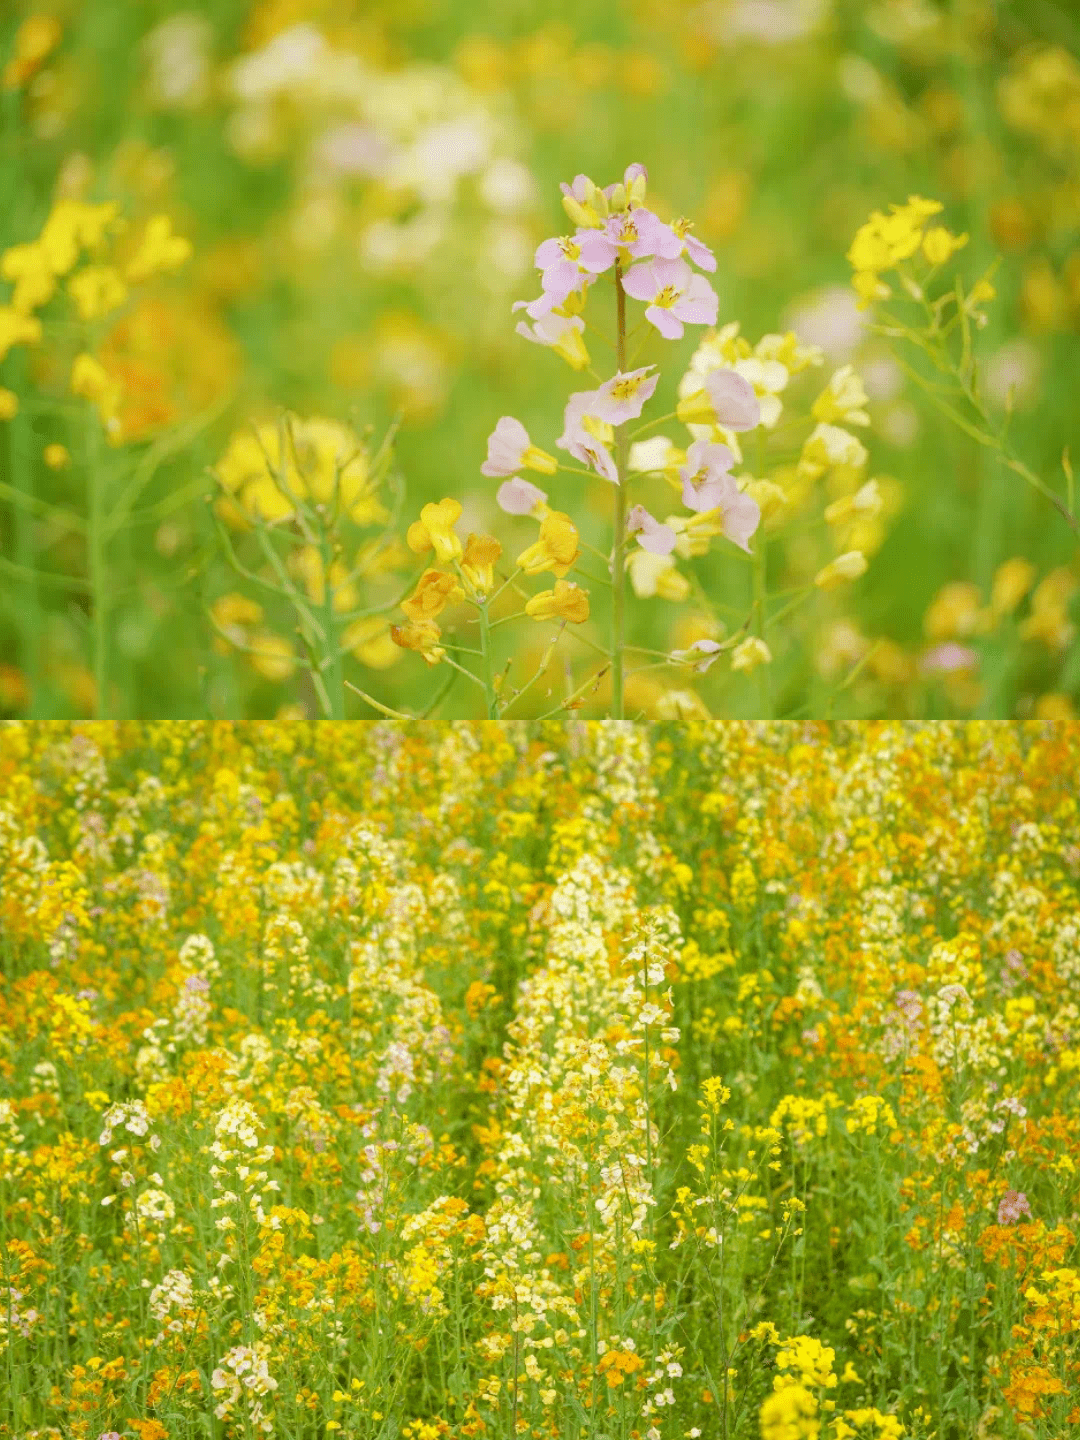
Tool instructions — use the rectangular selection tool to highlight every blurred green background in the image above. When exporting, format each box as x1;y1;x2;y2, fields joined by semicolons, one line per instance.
1;0;1079;718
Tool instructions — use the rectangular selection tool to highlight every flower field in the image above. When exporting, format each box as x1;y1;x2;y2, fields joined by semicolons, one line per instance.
2;719;1080;1438
1;2;1080;718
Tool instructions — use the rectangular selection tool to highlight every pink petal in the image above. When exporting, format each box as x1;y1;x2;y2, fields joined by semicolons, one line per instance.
480;416;530;477
722;490;761;552
672;286;719;328
684;234;717;272
649;256;693;292
619;261;660;302
627;504;677;554
590;366;660;425
497;477;548;515
704;369;761;430
645;305;684;340
577;230;618;274
534;237;566;268
683;439;734;479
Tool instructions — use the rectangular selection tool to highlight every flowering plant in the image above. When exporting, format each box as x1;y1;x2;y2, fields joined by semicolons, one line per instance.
383;163;896;719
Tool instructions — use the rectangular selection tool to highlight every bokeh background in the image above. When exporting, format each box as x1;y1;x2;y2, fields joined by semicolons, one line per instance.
1;0;1079;719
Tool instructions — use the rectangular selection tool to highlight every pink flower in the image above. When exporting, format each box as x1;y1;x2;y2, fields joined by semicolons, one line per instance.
627;504;676;554
589;366;660;425
533;236;592;308
556;390;618;484
680;439;736;511
680;468;760;552
605;207;682;262
919;643;978;674
513;307;589;369
677;369;762;429
670;217;717;272
496;477;548;515
620;257;718;339
997;1190;1031;1225
481;417;557;477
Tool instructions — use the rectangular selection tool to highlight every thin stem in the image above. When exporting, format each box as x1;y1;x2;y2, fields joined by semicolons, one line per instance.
478;600;499;719
752;427;771;718
612;257;629;719
86;411;110;718
318;526;345;720
630;410;679;439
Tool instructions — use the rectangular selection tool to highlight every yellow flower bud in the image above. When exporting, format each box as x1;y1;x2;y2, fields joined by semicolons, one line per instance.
814;551;868;591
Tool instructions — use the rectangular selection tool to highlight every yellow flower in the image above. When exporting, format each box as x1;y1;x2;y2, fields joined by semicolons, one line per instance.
0;306;42;362
125;215;193;283
44;443;70;470
922;227;969;266
391;617;445;665
626;549;690;600
524;578;590;623
0;388;17;420
342;617;400;669
71;353;122;435
249;632;295;682
760;1383;819;1440
516;510;580;577
2;15;62;89
812;367;871;428
401;569;465;622
990;557;1036;620
407;499;464;563
814;552;868;591
731;635;772;673
461;533;502;597
1;243;56;313
923;580;982;641
68;266;128;322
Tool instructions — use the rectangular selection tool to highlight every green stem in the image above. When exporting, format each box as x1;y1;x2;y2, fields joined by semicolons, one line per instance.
86;411;110;719
612;257;629;719
753;427;770;719
478;600;499;719
5;352;43;715
319;532;345;720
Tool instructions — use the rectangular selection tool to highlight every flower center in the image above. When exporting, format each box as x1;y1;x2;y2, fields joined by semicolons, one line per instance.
654;284;679;308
